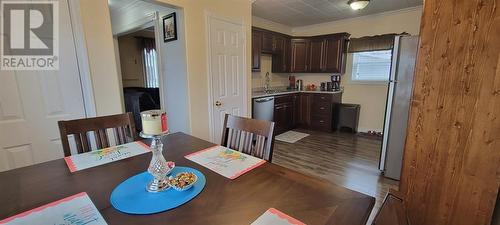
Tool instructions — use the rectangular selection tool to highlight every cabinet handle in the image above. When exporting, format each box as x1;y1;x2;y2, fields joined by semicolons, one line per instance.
319;120;324;123
321;97;325;100
320;107;325;110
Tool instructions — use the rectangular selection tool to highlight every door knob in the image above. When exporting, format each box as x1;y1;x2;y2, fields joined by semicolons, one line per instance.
215;101;222;106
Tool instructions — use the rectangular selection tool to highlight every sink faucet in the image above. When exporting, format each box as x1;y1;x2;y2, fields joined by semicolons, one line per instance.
264;72;270;92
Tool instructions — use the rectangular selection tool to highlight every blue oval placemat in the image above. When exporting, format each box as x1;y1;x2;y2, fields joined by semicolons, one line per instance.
110;166;206;214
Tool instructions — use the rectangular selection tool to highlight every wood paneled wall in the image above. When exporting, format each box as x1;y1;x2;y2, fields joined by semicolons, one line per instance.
399;0;500;224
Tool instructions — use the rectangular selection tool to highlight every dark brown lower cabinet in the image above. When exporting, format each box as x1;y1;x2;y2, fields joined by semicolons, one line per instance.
271;92;342;134
298;93;312;127
274;95;294;135
292;94;299;127
309;93;342;132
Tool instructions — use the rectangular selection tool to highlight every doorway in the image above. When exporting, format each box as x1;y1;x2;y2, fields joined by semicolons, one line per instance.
115;25;161;133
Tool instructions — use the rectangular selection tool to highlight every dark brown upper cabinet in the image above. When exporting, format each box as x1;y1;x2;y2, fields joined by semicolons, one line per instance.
309;38;326;73
308;34;349;73
323;35;347;74
274;36;285;53
252;30;262;72
252;27;349;74
272;37;291;73
291;39;310;73
261;32;275;53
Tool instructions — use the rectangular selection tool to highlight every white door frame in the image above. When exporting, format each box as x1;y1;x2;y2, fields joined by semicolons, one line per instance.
67;1;166;116
67;0;96;117
205;11;248;143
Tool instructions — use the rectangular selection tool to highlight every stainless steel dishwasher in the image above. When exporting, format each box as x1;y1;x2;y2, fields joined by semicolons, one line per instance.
252;96;275;122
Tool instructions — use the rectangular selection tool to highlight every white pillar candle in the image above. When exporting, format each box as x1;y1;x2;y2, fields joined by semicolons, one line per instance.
140;110;168;135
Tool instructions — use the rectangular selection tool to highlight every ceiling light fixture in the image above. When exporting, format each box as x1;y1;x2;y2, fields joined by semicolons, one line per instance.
347;0;370;10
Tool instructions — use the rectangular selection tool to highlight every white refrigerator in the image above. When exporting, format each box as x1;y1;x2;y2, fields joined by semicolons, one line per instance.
379;35;419;180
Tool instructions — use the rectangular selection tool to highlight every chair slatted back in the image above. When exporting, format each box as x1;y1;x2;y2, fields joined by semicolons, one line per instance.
58;113;137;157
221;114;275;161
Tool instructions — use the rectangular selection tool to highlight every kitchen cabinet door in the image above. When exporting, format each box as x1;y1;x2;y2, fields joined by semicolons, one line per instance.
272;37;291;73
292;94;299;127
298;93;312;127
274;103;293;135
262;32;275;53
252;30;262;71
291;39;310;73
282;38;291;72
323;37;345;73
274;36;285;53
309;39;325;72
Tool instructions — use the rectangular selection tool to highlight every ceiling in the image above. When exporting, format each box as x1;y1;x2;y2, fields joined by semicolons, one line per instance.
252;0;422;27
108;0;135;12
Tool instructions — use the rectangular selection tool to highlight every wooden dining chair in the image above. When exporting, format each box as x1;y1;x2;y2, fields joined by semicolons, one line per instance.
58;112;138;157
221;114;275;161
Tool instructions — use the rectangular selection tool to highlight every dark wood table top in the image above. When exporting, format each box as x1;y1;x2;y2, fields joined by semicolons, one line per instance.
0;133;374;225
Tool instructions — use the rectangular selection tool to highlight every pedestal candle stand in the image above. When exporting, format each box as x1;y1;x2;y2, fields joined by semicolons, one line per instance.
140;131;170;193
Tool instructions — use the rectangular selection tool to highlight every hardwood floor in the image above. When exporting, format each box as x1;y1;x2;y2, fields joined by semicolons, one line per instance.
272;129;399;224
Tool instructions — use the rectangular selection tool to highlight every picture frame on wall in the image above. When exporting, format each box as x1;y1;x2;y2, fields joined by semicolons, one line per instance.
162;12;177;42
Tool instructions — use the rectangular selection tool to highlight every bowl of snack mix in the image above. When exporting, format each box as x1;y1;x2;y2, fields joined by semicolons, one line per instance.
168;172;197;191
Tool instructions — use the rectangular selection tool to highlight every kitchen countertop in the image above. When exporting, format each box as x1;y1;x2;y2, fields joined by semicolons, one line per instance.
252;90;343;98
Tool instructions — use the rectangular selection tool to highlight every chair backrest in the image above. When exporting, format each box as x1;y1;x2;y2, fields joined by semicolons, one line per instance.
58;112;138;157
221;114;275;161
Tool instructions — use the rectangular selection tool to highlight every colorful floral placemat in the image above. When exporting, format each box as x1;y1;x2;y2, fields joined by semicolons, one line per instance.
185;145;266;179
64;141;150;172
0;192;107;225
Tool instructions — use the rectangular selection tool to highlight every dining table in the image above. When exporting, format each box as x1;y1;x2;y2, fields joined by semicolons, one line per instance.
0;132;375;225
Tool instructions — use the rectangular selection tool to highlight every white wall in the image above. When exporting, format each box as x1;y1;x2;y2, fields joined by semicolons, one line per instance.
78;0;253;141
291;7;422;37
252;6;423;132
109;1;190;134
153;0;253;141
159;9;190;136
252;16;293;35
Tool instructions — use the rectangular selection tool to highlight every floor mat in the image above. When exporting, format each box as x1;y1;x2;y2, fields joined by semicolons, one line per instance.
274;131;310;143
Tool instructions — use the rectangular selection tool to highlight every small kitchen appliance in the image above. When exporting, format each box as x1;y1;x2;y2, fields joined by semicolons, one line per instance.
327;82;333;91
320;82;326;91
288;76;296;90
296;79;303;91
331;75;341;91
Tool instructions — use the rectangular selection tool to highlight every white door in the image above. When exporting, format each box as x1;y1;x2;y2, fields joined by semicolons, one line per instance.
208;15;247;143
0;0;86;171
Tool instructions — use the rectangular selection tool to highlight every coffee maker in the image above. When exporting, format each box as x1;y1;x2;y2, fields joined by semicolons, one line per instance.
331;75;341;91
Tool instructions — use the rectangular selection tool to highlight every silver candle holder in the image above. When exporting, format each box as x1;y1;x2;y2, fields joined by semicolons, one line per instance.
140;131;171;193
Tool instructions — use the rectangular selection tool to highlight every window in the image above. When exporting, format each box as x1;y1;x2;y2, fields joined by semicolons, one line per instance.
351;50;392;82
142;37;159;88
143;48;159;88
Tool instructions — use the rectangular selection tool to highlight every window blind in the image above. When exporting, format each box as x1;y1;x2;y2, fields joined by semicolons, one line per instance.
352;50;392;81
